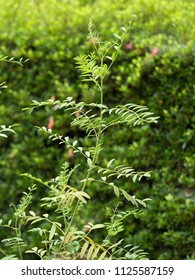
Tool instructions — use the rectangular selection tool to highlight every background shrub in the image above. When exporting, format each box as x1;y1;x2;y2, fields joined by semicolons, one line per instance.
0;0;194;259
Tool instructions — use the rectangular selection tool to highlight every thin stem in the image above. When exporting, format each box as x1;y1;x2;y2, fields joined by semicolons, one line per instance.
15;217;23;260
99;54;104;125
63;130;102;244
62;163;95;248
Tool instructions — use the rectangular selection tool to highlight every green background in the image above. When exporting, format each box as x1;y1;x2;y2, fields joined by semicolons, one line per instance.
0;0;195;259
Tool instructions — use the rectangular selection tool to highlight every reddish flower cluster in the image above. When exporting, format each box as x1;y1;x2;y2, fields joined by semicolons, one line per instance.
47;116;54;129
68;148;74;159
125;42;134;50
151;47;159;56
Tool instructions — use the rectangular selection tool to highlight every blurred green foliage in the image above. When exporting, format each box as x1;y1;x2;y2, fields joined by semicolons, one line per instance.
0;0;195;259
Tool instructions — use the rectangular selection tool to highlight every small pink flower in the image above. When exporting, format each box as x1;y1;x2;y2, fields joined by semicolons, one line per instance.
151;47;159;56
47;116;54;129
68;148;74;159
125;42;134;50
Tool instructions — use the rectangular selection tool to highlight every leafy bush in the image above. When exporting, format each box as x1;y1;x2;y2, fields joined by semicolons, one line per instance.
0;0;194;259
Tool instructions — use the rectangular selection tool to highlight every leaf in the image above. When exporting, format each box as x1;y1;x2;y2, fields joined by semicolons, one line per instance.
143;198;152;202
73;191;90;204
80;242;89;259
92;246;100;260
121;190;138;207
31;217;44;224
49;223;56;241
87;177;94;183
78;191;90;199
39;249;46;258
97;168;104;174
121;190;130;200
1;255;18;260
113;185;120;197
106;56;113;61
73;140;78;147
85;151;90;157
107;158;115;168
136;199;147;208
42;213;49;218
29;211;36;217
64;232;74;244
143;172;151;178
87;244;95;260
80;177;94;183
113;33;121;40
98;104;108;109
132;173;138;183
121;27;126;32
91;224;105;230
0;133;8;138
98;250;107;260
87;158;93;168
25;247;38;254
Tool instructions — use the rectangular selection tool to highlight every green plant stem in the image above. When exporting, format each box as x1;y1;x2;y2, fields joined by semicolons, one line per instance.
64;47;106;240
15;217;23;260
63;128;103;246
63;169;92;239
100;58;104;108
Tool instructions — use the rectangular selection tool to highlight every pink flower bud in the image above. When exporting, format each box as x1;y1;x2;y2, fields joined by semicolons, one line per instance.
47;116;54;129
68;148;74;159
126;42;134;50
151;47;159;56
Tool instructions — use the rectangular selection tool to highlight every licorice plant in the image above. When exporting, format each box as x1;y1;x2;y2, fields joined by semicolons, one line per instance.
0;19;159;260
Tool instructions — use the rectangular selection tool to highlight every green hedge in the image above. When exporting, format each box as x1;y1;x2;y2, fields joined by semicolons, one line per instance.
0;0;195;259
